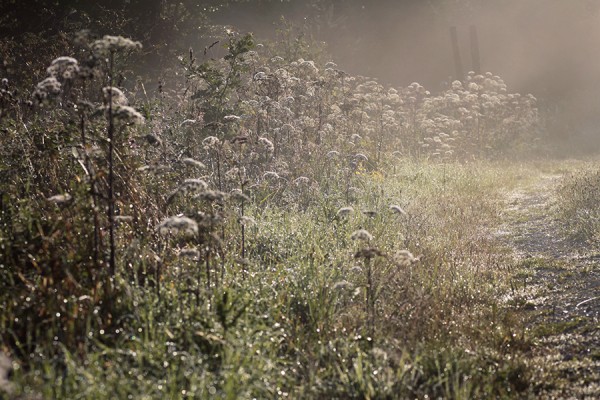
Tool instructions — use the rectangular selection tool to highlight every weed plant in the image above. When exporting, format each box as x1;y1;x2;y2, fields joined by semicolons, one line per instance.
557;166;600;246
0;29;541;399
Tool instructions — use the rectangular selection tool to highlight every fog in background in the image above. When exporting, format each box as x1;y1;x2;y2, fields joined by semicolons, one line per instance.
212;0;600;152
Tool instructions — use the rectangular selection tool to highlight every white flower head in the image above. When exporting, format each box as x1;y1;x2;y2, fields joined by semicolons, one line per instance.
351;229;373;241
92;35;142;56
258;137;274;153
157;216;198;236
47;56;79;80
33;77;61;103
103;86;128;106
389;205;407;216
182;158;206;169
202;136;221;151
111;105;144;125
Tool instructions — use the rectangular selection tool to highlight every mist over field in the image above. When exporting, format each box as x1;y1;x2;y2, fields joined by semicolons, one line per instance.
212;0;600;151
1;1;600;398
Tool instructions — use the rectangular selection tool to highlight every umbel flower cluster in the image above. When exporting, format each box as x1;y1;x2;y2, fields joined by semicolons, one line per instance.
174;33;539;189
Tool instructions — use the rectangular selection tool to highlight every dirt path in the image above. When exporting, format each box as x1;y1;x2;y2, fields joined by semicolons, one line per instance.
498;172;600;399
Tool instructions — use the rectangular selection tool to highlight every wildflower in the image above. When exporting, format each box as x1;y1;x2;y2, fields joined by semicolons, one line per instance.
299;60;319;75
91;35;142;56
389;205;407;216
47;56;79;80
111;105;145;125
202;136;221;151
351;229;373;241
354;247;383;259
103;86;128;106
181;179;208;191
258;137;274;153
157;216;198;236
182;158;205;169
33;77;61;103
195;190;227;203
336;206;354;217
167;179;208;204
451;80;462;90
393;250;420;267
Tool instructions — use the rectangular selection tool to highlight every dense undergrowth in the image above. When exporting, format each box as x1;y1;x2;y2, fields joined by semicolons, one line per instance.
1;29;543;399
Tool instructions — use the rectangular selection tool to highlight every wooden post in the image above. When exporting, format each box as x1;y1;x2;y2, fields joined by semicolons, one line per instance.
450;26;464;81
470;25;481;74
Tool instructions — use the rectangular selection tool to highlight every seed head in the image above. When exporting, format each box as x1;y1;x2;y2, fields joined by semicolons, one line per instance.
393;250;420;267
182;158;206;169
336;206;354;217
33;77;61;103
258;137;274;153
157;216;198;236
389;205;407;216
351;229;373;241
106;105;144;125
202;136;221;151
195;190;227;203
354;247;383;259
47;56;79;80
103;86;128;106
91;35;142;55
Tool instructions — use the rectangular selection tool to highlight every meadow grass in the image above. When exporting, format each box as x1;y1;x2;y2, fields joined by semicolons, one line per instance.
3;160;541;399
